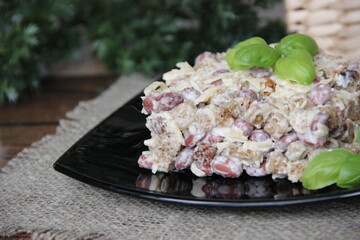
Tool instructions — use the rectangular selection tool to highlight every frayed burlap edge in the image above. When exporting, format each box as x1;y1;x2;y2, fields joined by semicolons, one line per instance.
0;74;154;239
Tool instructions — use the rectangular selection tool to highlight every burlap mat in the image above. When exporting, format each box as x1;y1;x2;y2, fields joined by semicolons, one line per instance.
1;74;359;240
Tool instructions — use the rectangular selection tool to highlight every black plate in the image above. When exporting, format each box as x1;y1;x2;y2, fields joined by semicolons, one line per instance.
53;92;360;207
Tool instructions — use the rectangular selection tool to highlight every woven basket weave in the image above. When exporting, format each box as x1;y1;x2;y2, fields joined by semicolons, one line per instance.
285;0;360;61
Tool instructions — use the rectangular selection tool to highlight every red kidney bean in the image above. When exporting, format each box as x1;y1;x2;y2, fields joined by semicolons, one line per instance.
185;131;206;147
234;119;254;137
212;69;229;76
249;67;272;78
298;131;326;147
210;79;223;86
143;92;184;113
154;92;184;111
208;134;224;144
239;89;258;102
193;143;217;166
245;162;268;177
195;162;213;175
250;130;271;142
195;52;216;65
137;154;153;169
274;132;299;152
143;96;155;114
310;111;330;132
211;156;243;178
308;84;332;105
174;148;194;170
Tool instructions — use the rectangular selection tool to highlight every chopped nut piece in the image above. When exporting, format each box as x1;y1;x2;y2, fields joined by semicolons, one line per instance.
193;143;217;166
266;151;289;176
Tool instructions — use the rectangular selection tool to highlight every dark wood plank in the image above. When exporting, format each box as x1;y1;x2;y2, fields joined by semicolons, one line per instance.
0;125;57;146
0;76;116;124
0;75;116;162
0;233;32;239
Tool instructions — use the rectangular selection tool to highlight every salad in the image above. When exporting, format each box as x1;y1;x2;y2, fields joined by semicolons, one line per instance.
138;34;360;190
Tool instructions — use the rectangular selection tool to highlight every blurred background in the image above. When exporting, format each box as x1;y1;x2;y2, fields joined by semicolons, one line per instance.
0;0;286;103
1;0;360;103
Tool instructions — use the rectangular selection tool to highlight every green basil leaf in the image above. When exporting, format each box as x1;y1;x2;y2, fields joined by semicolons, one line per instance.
233;37;267;49
301;149;351;190
276;33;318;56
226;37;269;70
274;49;316;85
232;43;280;70
286;49;314;64
337;154;360;188
225;48;248;70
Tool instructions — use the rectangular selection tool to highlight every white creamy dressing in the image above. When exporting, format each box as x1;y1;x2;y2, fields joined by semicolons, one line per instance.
313;123;329;138
212;126;247;143
242;139;274;152
149;112;185;145
190;162;207;177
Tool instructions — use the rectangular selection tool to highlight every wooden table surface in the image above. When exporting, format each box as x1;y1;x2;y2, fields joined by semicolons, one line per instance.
0;69;116;239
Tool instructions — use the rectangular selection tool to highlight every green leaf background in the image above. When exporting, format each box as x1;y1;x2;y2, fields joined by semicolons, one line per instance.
0;0;285;103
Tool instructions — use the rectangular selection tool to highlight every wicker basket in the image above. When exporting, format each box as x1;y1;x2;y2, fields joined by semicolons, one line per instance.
285;0;360;61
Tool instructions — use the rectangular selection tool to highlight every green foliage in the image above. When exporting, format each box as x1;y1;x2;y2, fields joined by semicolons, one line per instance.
0;0;80;102
80;0;284;75
0;0;285;103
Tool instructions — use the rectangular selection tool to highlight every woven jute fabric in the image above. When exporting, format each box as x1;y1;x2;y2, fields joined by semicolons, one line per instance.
1;74;359;240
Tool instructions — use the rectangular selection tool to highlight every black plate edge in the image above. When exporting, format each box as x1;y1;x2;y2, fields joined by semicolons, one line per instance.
54;161;360;208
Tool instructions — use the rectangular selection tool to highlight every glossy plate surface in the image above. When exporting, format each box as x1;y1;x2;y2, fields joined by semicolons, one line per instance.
53;93;360;207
